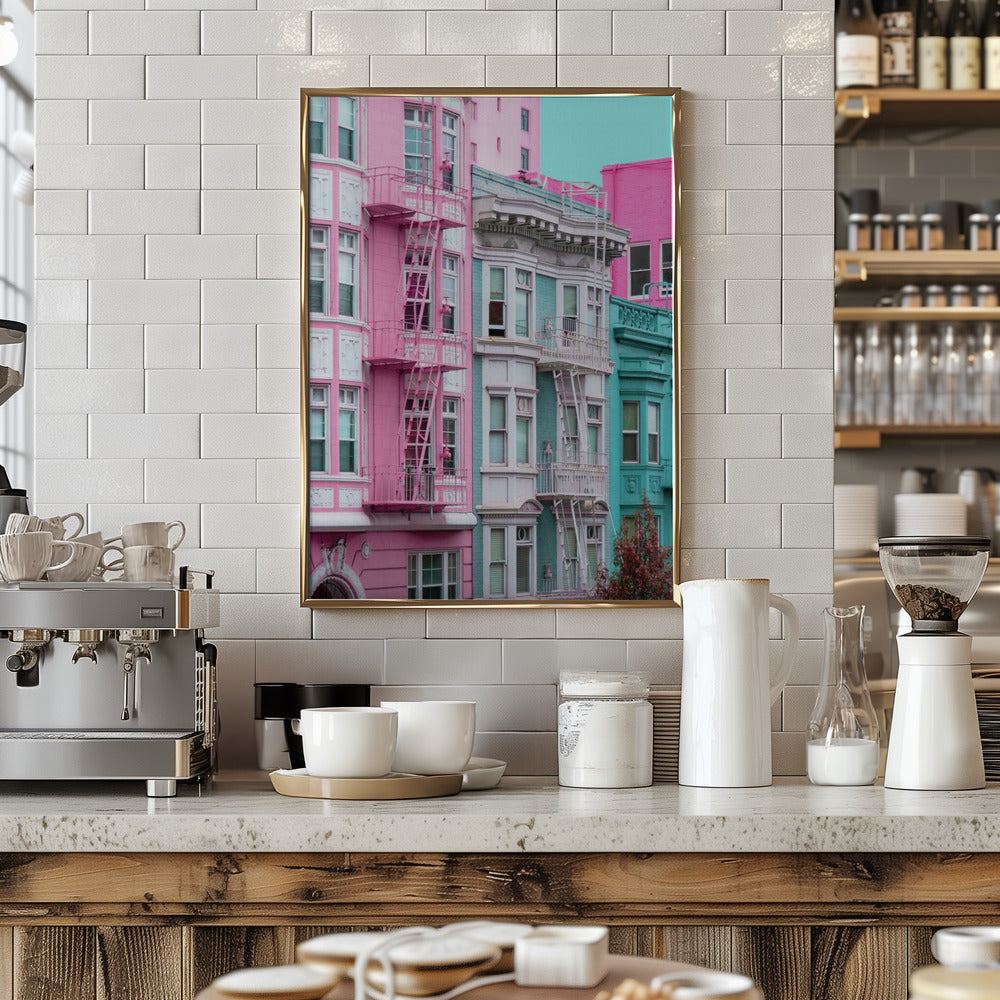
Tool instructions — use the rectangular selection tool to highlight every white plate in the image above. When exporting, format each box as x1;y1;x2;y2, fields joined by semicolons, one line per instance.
213;964;341;999
462;757;507;790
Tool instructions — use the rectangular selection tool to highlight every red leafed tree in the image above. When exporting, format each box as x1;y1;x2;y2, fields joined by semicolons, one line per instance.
592;495;673;601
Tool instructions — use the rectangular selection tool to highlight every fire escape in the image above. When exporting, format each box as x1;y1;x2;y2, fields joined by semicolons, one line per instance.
363;109;468;513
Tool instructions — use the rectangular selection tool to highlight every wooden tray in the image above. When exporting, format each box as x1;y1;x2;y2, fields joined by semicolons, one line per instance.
270;768;463;801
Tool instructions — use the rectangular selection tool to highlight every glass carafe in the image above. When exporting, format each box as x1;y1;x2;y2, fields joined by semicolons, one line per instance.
806;605;880;785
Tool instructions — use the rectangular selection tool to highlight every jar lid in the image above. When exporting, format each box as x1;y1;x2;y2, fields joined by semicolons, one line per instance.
921;212;943;223
559;670;650;698
872;213;893;223
847;212;870;222
910;964;1000;999
970;213;991;223
896;213;918;222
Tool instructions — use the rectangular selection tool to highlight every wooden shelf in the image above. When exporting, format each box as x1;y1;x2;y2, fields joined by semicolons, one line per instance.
836;250;1000;283
835;424;1000;449
834;307;1000;321
836;88;1000;141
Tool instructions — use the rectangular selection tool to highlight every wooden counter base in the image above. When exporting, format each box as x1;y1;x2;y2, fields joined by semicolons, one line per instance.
0;851;992;999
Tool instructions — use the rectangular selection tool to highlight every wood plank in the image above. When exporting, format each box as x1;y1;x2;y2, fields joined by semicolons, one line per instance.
732;926;809;1000
660;927;731;972
187;926;295;997
0;927;12;1000
908;926;934;977
608;926;661;959
812;926;908;1000
96;926;182;1000
13;926;95;1000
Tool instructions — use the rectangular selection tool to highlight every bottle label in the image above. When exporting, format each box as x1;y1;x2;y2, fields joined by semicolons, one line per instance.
837;34;880;87
986;36;1000;89
880;11;916;83
918;36;947;88
950;35;982;88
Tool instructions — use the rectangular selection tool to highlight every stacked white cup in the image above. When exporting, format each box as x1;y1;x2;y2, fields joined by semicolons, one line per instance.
106;520;186;582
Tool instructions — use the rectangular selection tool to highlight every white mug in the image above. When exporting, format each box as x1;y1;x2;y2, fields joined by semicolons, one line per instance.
677;579;799;789
123;545;174;582
40;511;84;540
109;520;185;551
45;541;101;583
4;512;43;534
0;531;75;582
379;700;476;775
290;707;398;779
93;544;126;580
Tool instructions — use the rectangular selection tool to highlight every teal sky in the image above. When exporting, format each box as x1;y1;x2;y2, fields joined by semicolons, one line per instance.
539;95;673;187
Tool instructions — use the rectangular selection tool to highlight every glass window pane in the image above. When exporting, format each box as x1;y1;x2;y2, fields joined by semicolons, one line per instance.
490;397;506;430
622;401;639;431
490;267;505;297
516;417;529;463
490;528;505;561
516;545;530;593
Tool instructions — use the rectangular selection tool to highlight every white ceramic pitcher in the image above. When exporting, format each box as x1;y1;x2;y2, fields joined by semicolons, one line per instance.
678;578;799;788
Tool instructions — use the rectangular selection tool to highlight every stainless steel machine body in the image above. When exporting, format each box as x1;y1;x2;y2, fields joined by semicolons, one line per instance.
0;574;219;796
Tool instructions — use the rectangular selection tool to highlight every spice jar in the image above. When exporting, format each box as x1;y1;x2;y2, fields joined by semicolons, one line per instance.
924;284;948;308
872;213;895;250
847;212;872;251
976;284;999;308
896;213;919;250
899;284;923;307
950;283;973;308
969;213;994;251
558;671;652;788
921;212;945;250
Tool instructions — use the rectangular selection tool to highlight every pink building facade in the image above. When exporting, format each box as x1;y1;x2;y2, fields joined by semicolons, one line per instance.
601;158;674;310
307;95;540;600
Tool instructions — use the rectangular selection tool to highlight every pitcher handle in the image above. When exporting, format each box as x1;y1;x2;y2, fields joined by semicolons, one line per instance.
768;595;800;705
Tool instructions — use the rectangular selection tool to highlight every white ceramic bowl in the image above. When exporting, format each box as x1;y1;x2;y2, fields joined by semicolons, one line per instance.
212;964;341;1000
932;926;1000;968
380;700;475;775
650;971;762;999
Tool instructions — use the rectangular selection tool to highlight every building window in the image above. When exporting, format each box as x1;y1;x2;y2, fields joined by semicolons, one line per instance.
308;97;327;156
586;403;602;463
562;284;579;333
515;395;532;465
309;385;329;473
488;267;506;337
404;243;432;331
404;396;433;470
404;104;433;183
309;226;328;315
442;397;458;471
337;96;357;162
520;147;529;172
521;107;530;131
338;230;358;317
586;523;603;581
562;404;579;463
629;243;651;298
442;254;458;333
563;525;579;592
408;551;459;600
488;395;507;464
586;285;603;330
442;111;458;191
515;526;533;595
660;239;674;289
338;387;358;474
489;528;506;597
648;402;661;465
622;401;639;463
471;142;478;163
515;268;532;338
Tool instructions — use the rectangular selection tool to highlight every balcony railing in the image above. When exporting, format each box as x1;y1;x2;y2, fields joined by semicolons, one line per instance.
536;458;609;499
367;322;467;371
366;466;469;510
535;317;613;373
363;167;467;227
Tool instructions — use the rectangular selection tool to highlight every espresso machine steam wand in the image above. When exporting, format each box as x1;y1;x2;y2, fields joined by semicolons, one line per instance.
116;629;158;721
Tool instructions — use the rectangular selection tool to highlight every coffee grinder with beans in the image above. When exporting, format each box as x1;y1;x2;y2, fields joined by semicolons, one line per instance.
878;536;991;790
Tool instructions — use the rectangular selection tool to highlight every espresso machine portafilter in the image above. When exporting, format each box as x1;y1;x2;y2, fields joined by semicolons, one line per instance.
0;567;220;797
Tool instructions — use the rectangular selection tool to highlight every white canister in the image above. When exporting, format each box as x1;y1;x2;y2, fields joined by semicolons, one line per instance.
557;671;653;788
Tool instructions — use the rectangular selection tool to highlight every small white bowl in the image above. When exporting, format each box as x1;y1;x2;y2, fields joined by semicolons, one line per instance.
297;930;392;977
446;920;533;972
514;924;610;988
650;971;762;999
212;963;341;1000
932;926;1000;968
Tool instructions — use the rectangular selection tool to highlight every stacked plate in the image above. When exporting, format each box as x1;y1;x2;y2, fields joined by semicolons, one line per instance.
650;687;681;783
894;492;967;536
976;679;1000;781
834;484;879;557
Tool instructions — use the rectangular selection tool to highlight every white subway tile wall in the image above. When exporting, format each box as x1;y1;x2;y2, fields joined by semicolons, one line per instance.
32;4;834;775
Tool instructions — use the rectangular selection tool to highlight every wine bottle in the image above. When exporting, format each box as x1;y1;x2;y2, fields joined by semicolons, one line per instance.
880;0;918;84
984;0;1000;88
948;0;981;88
837;0;881;87
917;0;948;87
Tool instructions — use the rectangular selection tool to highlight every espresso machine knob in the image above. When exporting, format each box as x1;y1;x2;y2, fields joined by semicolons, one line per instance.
6;649;35;673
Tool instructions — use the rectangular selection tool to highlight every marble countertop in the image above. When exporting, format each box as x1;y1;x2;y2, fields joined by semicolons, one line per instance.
4;775;1000;853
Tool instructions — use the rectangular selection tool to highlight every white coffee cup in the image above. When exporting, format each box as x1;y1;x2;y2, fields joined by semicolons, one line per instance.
290;707;398;779
6;511;84;540
123;544;174;582
40;511;84;540
93;543;126;580
45;541;101;583
4;512;42;534
379;700;476;775
108;520;185;551
0;531;75;582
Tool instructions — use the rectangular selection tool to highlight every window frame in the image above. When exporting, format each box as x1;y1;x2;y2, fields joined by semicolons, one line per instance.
308;96;328;157
309;226;329;316
628;243;651;298
622;400;640;464
408;550;460;600
338;229;359;318
337;96;357;163
403;103;434;184
309;384;330;474
338;386;359;475
647;401;661;466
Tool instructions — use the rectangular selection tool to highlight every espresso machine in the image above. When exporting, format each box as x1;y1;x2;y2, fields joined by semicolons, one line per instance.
0;567;219;796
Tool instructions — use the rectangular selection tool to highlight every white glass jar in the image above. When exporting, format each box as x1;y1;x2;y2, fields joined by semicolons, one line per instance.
557;671;653;788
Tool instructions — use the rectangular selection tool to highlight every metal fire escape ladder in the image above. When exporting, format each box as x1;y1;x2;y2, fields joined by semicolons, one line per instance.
398;216;443;494
552;370;590;591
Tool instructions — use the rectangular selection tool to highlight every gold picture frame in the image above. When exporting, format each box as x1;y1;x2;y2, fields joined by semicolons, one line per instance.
300;87;681;607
